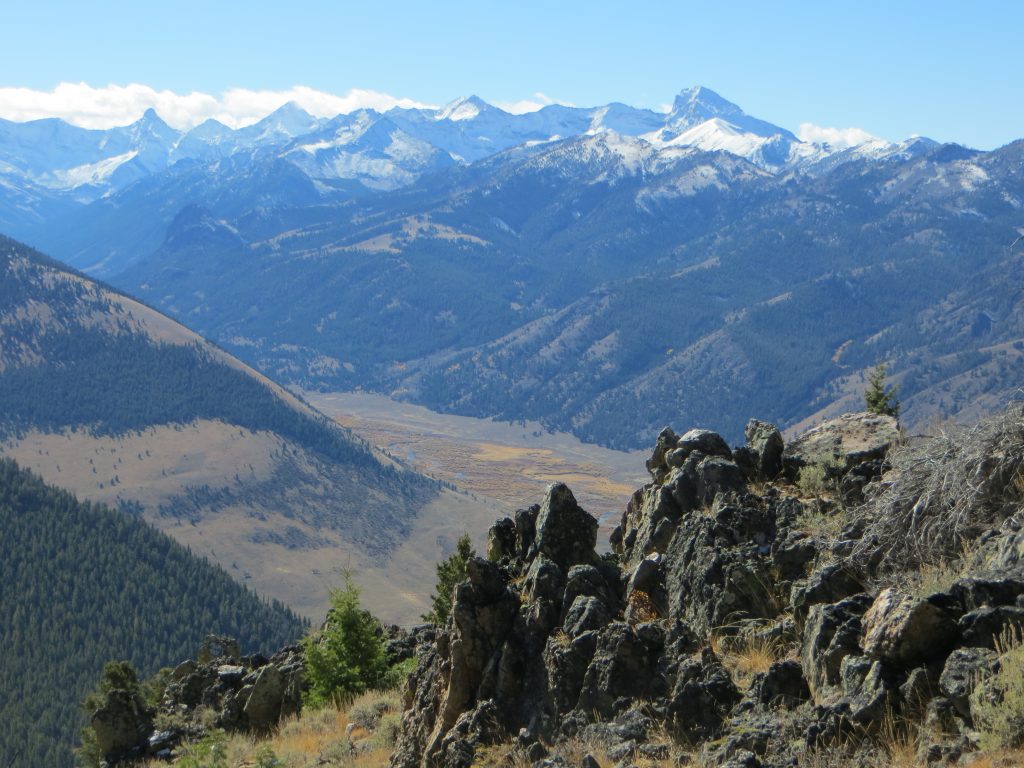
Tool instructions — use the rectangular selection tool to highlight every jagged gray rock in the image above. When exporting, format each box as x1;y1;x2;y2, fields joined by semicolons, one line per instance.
743;419;785;480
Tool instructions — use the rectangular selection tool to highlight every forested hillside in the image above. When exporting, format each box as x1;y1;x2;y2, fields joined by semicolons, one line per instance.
0;458;306;768
0;235;486;623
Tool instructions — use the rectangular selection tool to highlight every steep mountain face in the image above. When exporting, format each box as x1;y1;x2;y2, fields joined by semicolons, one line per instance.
0;457;306;768
0;236;491;621
3;89;1023;448
101;135;1024;447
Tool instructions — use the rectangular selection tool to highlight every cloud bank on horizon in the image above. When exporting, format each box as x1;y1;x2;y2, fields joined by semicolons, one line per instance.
0;82;878;148
0;82;441;129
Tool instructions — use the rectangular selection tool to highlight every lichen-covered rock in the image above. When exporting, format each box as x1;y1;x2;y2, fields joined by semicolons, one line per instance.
678;428;733;459
939;647;998;719
745;660;810;709
839;655;892;725
532;483;599;570
390;411;1024;768
958;605;1024;648
242;665;284;730
791;563;864;622
860;588;958;665
663;501;783;636
666;648;741;741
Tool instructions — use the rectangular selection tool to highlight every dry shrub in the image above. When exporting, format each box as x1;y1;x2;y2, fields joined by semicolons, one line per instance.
794;499;846;542
971;626;1024;752
852;403;1024;576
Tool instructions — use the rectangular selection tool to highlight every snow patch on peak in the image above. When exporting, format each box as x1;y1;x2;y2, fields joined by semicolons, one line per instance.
647;118;767;157
44;150;139;190
437;96;486;122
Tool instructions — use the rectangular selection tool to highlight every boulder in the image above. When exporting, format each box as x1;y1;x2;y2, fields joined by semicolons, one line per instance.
746;660;810;709
666;648;741;741
563;596;611;637
939;647;998;719
791;564;864;621
645;427;680;481
561;564;620;623
800;595;872;698
839;655;892;725
695;456;746;506
243;665;284;730
784;412;899;474
958;605;1024;649
577;622;666;719
664;503;782;636
860;588;958;665
487;517;517;562
678;428;733;459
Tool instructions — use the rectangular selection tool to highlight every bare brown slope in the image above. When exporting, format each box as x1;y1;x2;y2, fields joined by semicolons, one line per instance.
0;235;492;622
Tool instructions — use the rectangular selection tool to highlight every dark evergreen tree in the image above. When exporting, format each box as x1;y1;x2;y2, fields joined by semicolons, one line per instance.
422;533;475;625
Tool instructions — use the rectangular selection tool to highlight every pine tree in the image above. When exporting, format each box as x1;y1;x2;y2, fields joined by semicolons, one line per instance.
865;363;900;418
422;534;475;625
301;575;390;708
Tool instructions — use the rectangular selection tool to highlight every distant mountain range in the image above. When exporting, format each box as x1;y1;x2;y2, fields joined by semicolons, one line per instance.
0;86;926;250
2;87;1022;447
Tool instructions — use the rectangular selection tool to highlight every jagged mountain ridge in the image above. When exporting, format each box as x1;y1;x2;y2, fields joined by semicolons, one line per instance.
0;85;889;240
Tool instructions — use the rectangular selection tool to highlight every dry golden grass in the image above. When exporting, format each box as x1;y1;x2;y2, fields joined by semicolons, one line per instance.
140;687;405;768
709;633;785;690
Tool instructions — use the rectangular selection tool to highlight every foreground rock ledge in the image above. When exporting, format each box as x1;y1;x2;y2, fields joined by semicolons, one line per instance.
391;413;1024;768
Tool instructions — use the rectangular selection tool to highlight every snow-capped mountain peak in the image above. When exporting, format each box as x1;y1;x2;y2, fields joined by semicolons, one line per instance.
435;95;493;122
243;101;322;140
669;86;746;126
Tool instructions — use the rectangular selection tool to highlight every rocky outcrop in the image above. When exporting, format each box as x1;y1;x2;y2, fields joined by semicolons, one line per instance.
91;636;305;764
392;410;1024;767
785;412;899;471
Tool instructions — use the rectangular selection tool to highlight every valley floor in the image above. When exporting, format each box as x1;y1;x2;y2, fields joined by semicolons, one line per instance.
303;390;647;529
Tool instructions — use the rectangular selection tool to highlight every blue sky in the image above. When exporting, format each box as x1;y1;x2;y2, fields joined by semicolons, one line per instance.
3;1;1022;148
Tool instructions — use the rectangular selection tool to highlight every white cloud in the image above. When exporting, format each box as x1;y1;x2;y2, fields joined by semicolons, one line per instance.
0;82;435;130
797;122;882;149
493;92;573;115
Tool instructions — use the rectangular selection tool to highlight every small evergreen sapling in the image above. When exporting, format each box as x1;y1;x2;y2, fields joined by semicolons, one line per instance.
301;575;390;708
864;363;901;418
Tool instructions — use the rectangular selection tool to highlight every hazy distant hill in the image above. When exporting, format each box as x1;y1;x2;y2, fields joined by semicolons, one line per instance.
0;457;305;768
0;235;491;621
